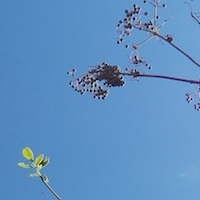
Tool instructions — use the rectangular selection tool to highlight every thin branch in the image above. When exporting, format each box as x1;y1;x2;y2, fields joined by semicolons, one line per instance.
40;176;62;200
121;71;200;84
155;32;200;68
135;26;200;68
185;1;200;25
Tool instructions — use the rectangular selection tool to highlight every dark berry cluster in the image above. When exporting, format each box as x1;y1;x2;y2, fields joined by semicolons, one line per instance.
116;0;168;71
129;53;152;69
117;1;167;42
68;63;125;99
125;68;140;78
130;54;143;65
186;93;193;103
90;62;125;87
186;87;200;111
194;103;200;111
117;4;141;44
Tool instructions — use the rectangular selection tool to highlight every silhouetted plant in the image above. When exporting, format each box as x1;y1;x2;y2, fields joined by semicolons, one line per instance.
18;147;61;200
68;0;200;110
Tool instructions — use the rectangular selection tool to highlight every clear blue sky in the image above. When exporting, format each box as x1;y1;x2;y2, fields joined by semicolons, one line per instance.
1;0;200;200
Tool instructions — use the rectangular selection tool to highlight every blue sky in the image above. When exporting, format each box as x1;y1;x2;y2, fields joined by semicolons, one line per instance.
1;0;200;200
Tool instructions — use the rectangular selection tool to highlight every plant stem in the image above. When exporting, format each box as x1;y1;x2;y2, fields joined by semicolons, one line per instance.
40;176;62;200
135;26;200;68
122;71;200;84
139;73;200;84
155;32;200;68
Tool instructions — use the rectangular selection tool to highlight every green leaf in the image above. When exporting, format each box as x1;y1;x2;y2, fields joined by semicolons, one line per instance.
35;154;44;166
41;157;50;168
22;147;34;161
18;162;31;168
36;164;43;171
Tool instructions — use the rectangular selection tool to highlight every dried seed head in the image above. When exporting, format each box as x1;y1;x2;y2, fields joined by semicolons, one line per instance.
68;63;125;99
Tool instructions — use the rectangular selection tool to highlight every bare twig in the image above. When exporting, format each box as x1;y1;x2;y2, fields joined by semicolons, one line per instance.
185;1;200;25
155;32;200;68
40;175;62;200
121;71;200;84
135;26;200;68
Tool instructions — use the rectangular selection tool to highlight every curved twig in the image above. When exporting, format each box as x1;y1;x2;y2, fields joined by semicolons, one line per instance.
185;1;200;25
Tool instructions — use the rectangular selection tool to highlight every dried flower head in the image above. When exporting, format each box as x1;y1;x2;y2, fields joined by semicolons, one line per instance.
116;0;169;69
68;63;125;99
